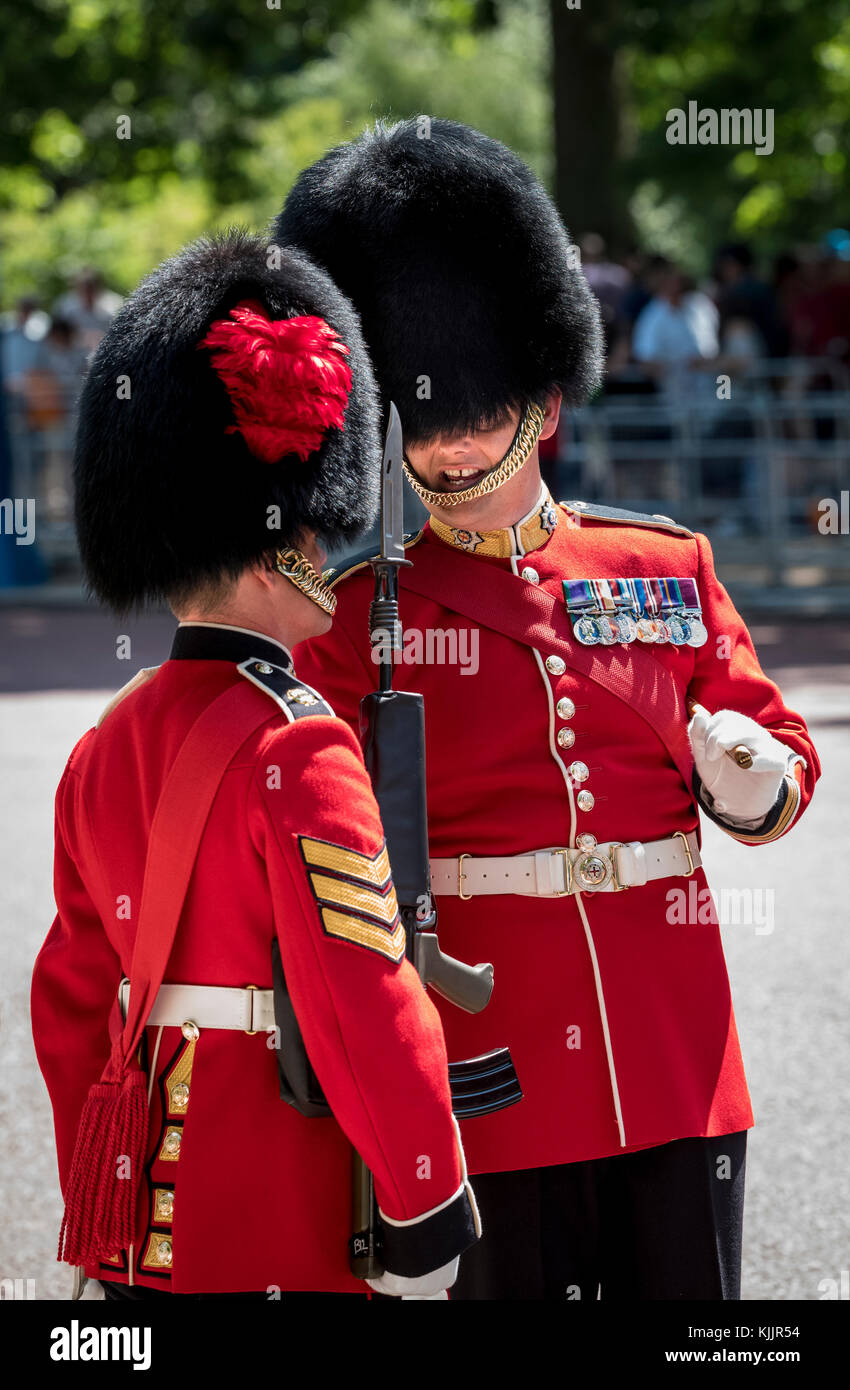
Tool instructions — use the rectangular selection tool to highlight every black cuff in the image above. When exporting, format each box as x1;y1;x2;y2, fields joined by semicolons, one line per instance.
693;766;788;837
378;1186;479;1278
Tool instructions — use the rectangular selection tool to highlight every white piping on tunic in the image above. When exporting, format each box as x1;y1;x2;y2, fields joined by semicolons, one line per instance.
510;530;627;1148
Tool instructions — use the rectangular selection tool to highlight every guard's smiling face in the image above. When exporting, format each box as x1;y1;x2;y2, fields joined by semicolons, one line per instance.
404;409;521;495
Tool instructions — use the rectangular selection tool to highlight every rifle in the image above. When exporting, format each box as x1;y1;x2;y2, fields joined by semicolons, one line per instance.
349;403;522;1279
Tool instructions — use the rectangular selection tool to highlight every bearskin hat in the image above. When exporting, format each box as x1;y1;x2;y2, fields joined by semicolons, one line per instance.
74;229;380;611
274;117;604;444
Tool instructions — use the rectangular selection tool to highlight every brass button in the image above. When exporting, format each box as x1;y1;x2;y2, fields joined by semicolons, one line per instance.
163;1129;182;1157
569;760;590;783
170;1082;190;1111
576;833;598;851
181;1020;199;1042
557;728;575;749
557;697;576;720
286;687;318;705
155;1189;174;1221
521;567;540;584
256;663;274;674
577;790;595;812
545;655;566;675
154;1238;173;1267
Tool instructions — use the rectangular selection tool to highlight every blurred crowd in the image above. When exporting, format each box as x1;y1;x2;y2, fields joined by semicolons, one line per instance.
1;270;123;536
2;240;848;567
536;234;850;532
582;233;850;397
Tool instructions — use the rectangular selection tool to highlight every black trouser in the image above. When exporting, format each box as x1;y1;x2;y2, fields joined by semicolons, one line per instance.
451;1131;747;1301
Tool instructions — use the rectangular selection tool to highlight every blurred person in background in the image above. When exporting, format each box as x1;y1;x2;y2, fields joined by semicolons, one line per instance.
1;296;50;496
713;242;788;359
618;248;658;330
24;316;87;528
632;258;719;399
632;261;765;524
580;233;627;347
29;315;87;411
54;268;123;353
704;316;766;534
772;250;812;345
1;295;48;388
602;253;671;401
581;233;631;350
789;244;850;366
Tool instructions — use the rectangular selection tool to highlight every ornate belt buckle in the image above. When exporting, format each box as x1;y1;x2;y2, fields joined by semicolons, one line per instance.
573;848;614;892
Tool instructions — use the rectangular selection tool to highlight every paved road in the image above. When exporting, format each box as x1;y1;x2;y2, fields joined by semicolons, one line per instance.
1;608;847;1301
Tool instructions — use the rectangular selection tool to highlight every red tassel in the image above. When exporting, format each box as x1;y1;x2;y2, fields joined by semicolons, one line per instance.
58;1068;149;1266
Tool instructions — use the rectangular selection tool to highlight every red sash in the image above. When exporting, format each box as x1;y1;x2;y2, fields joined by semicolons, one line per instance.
401;540;697;806
59;679;279;1266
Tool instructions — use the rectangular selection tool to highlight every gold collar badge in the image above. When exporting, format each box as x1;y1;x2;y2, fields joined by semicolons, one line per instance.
431;488;559;558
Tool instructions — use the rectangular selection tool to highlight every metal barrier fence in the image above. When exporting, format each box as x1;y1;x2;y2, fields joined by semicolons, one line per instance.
2;390;78;572
2;357;849;591
554;358;850;587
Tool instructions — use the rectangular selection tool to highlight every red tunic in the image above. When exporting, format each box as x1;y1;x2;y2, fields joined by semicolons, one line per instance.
31;628;478;1293
294;501;820;1176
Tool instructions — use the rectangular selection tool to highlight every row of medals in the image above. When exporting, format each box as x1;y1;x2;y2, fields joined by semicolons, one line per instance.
571;610;708;648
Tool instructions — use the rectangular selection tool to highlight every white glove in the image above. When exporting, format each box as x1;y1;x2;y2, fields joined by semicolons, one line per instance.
367;1256;459;1299
688;706;793;823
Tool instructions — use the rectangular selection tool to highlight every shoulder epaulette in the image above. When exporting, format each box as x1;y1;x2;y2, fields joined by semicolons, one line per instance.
325;528;426;590
238;659;334;721
96;666;160;728
559;500;694;538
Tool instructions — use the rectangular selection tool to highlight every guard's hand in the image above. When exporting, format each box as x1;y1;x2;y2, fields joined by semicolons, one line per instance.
366;1256;459;1299
688;706;791;821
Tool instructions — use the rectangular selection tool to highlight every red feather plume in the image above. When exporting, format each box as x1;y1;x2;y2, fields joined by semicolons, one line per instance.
199;301;353;463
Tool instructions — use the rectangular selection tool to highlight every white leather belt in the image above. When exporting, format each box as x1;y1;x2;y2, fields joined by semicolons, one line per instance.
118;979;275;1034
429;831;701;898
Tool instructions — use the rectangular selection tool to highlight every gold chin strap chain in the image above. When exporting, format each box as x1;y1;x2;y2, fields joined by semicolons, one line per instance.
401;402;547;509
274;548;338;617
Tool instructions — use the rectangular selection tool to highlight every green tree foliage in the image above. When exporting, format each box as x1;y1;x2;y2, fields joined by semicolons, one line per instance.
621;0;850;262
0;0;372;200
0;0;847;305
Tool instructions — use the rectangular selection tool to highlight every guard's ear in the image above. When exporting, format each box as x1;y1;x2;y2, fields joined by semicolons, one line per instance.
250;555;281;594
539;390;562;441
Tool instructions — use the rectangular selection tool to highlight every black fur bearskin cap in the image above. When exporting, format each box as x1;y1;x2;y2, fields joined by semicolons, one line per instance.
274;117;604;443
73;229;380;612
